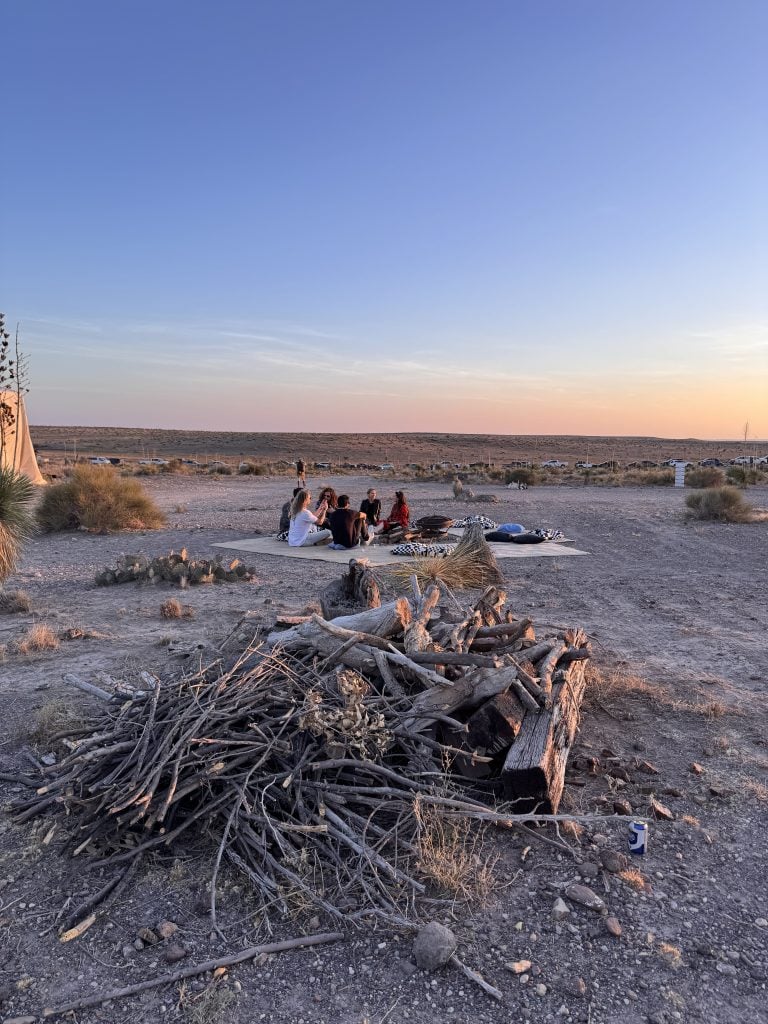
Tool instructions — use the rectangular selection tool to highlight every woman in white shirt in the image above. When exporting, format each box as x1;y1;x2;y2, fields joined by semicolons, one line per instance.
287;489;333;547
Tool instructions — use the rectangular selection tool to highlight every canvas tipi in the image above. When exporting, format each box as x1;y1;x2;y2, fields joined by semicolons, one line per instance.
0;391;45;485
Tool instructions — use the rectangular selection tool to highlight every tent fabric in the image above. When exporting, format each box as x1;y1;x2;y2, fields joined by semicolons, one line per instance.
0;392;46;485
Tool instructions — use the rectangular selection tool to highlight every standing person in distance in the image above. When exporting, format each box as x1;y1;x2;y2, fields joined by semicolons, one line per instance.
296;457;306;488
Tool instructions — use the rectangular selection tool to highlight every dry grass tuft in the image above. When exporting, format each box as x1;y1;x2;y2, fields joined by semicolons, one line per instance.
15;623;60;654
414;799;498;903
390;523;503;590
659;941;683;967
618;867;649;891
0;588;32;613
686;467;726;488
31;699;85;745
174;503;188;514
160;599;195;620
584;664;734;719
681;814;701;827
685;486;756;523
181;983;236;1024
37;465;166;533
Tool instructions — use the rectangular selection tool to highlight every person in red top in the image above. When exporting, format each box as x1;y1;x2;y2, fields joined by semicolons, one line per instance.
374;490;409;534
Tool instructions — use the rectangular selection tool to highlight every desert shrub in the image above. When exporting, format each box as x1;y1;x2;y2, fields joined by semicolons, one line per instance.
134;463;160;476
238;462;265;475
621;468;674;486
15;622;59;654
726;466;762;486
160;459;186;474
209;464;233;475
686;466;725;488
160;598;194;619
505;468;537;486
37;465;166;533
0;588;32;613
0;467;37;583
685;486;755;523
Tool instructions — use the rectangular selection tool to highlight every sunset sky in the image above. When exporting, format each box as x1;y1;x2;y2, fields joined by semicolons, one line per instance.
2;1;766;439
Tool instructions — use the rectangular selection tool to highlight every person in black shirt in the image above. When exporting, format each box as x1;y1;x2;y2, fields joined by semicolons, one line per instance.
329;495;371;548
296;458;306;487
359;488;382;526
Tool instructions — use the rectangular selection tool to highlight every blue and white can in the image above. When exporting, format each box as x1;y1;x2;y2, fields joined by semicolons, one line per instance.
628;821;648;856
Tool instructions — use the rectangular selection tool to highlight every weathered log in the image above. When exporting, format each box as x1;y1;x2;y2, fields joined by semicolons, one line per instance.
320;558;382;618
403;584;441;654
501;659;588;812
466;693;525;754
405;665;518;733
538;640;566;697
408;651;502;669
268;600;411;653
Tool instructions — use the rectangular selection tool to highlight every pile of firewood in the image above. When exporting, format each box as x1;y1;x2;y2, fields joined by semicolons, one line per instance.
95;549;256;587
10;563;590;930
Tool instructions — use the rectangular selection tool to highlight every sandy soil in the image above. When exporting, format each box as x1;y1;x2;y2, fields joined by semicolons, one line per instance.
1;474;767;1024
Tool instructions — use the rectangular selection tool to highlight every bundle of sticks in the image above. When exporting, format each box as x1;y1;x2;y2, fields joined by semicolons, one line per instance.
9;573;590;931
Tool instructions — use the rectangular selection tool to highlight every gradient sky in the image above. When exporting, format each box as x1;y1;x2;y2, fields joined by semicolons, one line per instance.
2;1;767;437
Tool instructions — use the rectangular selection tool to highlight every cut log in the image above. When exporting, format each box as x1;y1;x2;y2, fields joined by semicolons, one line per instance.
320;558;381;618
466;693;525;755
501;659;588;813
405;665;518;733
403;584;441;654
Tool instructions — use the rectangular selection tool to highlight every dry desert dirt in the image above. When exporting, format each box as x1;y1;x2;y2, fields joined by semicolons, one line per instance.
1;472;767;1024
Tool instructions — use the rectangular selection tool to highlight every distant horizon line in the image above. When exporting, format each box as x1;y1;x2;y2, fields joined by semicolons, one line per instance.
28;424;768;444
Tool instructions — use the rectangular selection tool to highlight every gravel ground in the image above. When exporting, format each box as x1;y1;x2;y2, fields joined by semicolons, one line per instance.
0;475;766;1024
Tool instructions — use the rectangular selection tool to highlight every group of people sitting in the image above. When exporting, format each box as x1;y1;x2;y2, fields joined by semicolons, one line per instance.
278;486;410;548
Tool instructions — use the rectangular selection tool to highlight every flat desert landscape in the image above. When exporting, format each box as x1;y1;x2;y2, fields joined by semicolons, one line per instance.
1;469;767;1024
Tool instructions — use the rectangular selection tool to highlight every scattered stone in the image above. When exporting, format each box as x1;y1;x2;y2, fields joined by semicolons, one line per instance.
555;974;587;997
413;921;457;971
663;786;683;797
121;944;135;959
138;927;159;945
507;959;533;975
689;762;704;775
599;850;628;874
565;883;606;914
716;963;738;976
400;960;418;977
755;918;768;928
579;862;600;879
308;916;321;931
613;799;633;816
608;766;630;782
132;938;144;951
591;834;609;847
4;1017;37;1024
156;921;178;941
649;797;674;820
164;944;188;964
535;983;547;996
636;759;659;774
605;916;622;937
552;897;571;922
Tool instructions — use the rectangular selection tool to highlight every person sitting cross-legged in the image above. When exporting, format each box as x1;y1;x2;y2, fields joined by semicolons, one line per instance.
287;489;333;547
329;494;372;549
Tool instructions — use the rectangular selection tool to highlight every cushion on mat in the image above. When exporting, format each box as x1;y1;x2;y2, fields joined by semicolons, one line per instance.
497;523;527;534
510;533;546;544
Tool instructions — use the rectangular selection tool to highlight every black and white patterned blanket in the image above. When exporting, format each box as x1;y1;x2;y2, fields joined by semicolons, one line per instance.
452;515;498;530
391;542;456;557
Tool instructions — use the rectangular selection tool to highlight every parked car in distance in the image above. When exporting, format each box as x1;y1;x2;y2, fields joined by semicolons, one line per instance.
138;458;169;466
541;460;568;468
699;458;723;467
380;463;395;471
575;461;593;469
89;457;112;465
181;459;200;466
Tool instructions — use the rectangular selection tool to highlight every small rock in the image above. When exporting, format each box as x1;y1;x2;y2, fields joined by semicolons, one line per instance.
605;916;622;937
755;917;768;928
649;797;674;820
132;938;145;951
716;962;738;976
400;960;418;977
608;766;630;782
579;862;600;879
600;849;628;874
121;944;135;959
413;921;457;971
138;927;159;945
535;983;547;996
164;944;188;964
156;921;178;941
591;833;609;847
565;883;606;914
613;799;633;816
689;762;705;775
636;759;659;774
308;916;321;931
507;959;533;974
552;898;571;922
4;1017;37;1024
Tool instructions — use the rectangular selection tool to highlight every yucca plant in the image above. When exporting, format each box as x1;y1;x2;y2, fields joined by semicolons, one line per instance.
0;467;36;582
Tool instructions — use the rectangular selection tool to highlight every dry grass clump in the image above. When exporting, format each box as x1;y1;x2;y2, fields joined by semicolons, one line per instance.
238;462;265;475
585;664;734;718
390;524;503;590
618;866;649;891
37;465;166;533
414;799;498;902
620;468;674;486
0;588;32;613
30;699;84;746
15;623;60;654
209;464;233;475
160;598;195;620
685;486;755;523
685;466;725;488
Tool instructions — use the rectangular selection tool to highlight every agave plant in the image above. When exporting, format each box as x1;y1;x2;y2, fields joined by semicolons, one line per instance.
0;467;36;582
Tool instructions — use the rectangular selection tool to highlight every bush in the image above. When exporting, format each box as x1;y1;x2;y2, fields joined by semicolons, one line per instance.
0;468;37;583
685;486;755;523
505;468;537;486
238;462;265;475
686;467;725;488
209;464;233;475
0;588;32;613
37;465;166;533
726;466;763;486
621;468;674;486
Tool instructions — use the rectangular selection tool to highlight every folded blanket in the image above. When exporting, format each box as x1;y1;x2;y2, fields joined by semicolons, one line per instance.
391;542;456;557
530;528;564;541
453;515;497;530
